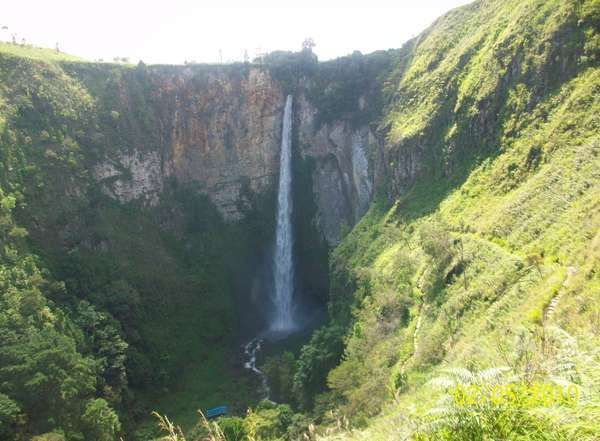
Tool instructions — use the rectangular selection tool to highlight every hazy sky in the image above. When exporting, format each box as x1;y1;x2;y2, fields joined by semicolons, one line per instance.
2;0;473;64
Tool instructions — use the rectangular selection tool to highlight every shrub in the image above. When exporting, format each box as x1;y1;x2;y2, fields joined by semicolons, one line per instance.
0;393;20;438
81;398;121;441
217;416;246;441
261;352;296;405
243;401;293;441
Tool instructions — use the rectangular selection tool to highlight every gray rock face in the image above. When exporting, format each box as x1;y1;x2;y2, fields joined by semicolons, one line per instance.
297;94;375;244
312;157;350;244
384;142;425;197
351;130;374;221
94;150;163;205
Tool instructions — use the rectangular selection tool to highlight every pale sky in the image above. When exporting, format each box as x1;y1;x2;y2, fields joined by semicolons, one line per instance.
2;0;474;64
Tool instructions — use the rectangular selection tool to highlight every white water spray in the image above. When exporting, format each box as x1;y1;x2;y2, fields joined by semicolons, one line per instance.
243;338;270;399
271;94;295;332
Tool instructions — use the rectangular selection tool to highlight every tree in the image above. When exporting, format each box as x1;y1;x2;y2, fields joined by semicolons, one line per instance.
0;393;20;438
453;237;468;289
0;326;97;431
302;37;316;52
262;352;296;403
0;196;101;436
293;325;345;409
75;301;129;404
243;401;293;441
81;399;121;441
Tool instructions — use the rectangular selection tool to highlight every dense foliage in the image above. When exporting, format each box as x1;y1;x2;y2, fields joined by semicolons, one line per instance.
289;0;600;439
0;0;598;439
0;45;269;439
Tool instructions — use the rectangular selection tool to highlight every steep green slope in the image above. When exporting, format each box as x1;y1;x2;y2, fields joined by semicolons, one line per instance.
0;50;261;439
292;0;599;439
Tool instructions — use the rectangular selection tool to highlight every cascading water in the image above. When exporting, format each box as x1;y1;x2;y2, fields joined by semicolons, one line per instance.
242;95;295;400
270;94;295;332
243;338;270;399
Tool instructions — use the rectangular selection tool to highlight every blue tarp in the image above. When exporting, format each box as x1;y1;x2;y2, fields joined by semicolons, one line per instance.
205;405;228;419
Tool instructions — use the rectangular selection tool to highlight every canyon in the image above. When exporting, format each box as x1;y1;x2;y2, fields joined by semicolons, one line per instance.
0;0;598;439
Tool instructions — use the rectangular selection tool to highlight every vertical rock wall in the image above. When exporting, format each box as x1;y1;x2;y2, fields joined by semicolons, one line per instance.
92;65;378;243
297;93;376;244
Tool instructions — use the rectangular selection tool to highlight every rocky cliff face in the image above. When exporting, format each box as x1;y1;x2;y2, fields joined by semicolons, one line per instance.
297;93;376;243
153;67;285;219
93;66;284;220
91;63;379;243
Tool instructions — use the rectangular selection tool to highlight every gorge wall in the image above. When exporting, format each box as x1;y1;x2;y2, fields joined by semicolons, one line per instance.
73;55;390;245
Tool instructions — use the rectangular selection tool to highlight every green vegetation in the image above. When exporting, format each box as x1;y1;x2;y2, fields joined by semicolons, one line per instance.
154;401;309;441
1;0;599;439
0;42;83;62
0;189;122;440
287;0;600;439
0;42;266;439
304;49;400;128
262;46;400;129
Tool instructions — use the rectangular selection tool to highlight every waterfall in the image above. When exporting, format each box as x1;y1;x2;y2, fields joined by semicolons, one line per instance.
242;95;294;398
270;94;295;332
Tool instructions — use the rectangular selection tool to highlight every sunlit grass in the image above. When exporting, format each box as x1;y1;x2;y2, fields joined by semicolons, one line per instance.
0;41;84;62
